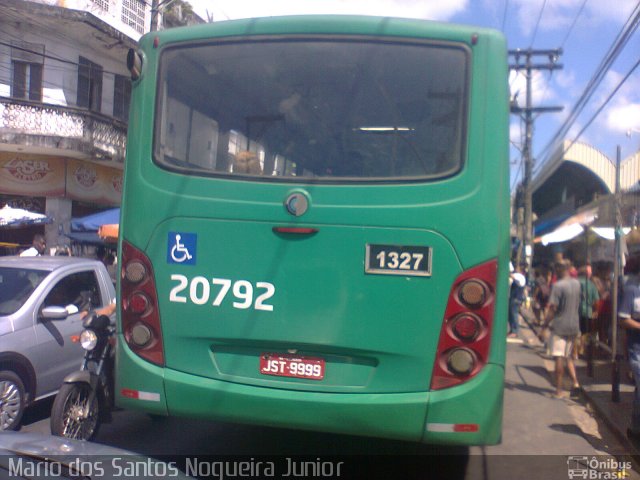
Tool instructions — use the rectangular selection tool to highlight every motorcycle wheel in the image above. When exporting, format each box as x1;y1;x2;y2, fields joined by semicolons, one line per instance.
50;383;100;441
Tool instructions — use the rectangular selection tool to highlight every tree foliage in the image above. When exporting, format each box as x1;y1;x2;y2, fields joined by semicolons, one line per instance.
162;0;198;28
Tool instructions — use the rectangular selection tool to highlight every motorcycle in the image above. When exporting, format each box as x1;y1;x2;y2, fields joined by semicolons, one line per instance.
50;311;115;440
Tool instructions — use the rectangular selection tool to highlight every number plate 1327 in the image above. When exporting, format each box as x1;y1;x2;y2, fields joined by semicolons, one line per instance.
365;244;432;277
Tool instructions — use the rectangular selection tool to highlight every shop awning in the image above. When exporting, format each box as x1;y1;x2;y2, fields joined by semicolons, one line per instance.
539;223;584;245
67;208;119;245
71;208;119;231
98;224;119;243
533;213;572;237
591;227;632;241
0;205;52;227
534;207;598;245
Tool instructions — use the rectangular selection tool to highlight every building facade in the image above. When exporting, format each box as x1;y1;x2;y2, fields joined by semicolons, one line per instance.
530;140;640;265
0;0;150;252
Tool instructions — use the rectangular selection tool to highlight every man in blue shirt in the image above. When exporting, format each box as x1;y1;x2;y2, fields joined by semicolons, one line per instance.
619;255;640;440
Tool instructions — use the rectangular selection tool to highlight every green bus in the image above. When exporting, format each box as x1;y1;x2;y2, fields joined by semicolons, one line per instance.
116;15;510;445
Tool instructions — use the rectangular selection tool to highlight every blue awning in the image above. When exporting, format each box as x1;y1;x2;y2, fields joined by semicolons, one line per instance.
533;213;572;236
71;208;120;232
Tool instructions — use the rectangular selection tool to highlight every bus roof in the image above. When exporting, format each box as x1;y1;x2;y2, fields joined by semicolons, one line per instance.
141;15;505;49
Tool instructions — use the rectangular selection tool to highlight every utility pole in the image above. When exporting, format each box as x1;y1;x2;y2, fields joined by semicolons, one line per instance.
509;49;563;274
611;145;622;402
150;0;159;31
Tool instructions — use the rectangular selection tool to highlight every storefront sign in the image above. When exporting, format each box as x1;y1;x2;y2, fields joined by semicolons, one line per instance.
0;153;65;197
66;159;122;205
0;153;122;205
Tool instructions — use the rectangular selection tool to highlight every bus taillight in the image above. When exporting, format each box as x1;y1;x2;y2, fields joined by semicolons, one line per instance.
451;313;482;341
431;259;498;390
121;241;165;366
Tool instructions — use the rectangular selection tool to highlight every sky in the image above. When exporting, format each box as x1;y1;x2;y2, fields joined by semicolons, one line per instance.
186;0;640;190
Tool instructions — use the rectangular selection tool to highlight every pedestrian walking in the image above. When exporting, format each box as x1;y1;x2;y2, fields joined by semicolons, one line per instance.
592;262;613;345
19;234;46;257
577;264;599;356
508;263;526;338
542;260;582;398
533;265;552;325
618;255;640;441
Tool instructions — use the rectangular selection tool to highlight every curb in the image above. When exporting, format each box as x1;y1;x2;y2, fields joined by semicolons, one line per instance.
517;311;640;468
579;386;640;468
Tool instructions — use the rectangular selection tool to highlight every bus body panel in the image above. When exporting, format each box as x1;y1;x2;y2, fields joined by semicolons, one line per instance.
116;341;503;444
154;219;464;393
117;15;510;444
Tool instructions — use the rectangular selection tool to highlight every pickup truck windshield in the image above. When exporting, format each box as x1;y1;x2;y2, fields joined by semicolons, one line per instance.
154;38;469;181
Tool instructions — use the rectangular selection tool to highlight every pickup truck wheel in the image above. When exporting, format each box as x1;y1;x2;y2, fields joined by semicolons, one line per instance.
0;370;26;431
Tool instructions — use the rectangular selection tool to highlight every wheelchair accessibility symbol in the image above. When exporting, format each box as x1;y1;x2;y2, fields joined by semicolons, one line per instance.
167;232;196;265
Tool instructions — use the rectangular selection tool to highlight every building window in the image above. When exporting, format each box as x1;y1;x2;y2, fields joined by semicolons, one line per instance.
11;41;44;101
77;57;103;112
91;0;110;12
113;74;131;121
121;0;146;34
12;62;43;101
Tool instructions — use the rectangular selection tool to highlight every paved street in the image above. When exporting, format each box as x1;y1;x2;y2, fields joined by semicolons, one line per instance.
19;323;640;479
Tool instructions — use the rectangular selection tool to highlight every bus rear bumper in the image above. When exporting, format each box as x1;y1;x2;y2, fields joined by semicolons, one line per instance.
116;347;503;444
162;368;429;442
423;364;504;445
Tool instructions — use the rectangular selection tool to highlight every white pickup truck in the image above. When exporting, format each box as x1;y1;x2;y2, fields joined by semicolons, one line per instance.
0;256;115;431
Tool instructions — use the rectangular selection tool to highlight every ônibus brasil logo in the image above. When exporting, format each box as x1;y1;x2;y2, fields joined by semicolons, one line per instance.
567;456;631;479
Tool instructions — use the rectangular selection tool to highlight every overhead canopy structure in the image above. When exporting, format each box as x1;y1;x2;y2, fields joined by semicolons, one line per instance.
533;213;572;237
0;205;52;228
591;227;632;241
535;205;633;245
535;207;598;246
538;223;585;246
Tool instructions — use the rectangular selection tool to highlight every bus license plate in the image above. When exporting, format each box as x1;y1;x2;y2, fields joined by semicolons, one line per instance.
260;353;325;380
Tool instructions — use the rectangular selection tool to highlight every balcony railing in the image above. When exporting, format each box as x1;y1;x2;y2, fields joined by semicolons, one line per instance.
0;98;127;163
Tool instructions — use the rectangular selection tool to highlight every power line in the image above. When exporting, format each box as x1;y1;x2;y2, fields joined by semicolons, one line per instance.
501;0;509;32
534;2;640;173
529;0;548;47
0;63;125;106
510;156;524;191
563;56;640;159
2;9;122;52
536;0;589;106
560;0;588;48
509;48;563;269
0;38;130;78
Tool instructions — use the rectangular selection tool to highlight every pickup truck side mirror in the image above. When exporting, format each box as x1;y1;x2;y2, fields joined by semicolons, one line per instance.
41;306;69;320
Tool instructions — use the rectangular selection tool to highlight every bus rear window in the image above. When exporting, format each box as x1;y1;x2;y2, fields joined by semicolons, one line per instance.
154;39;469;181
